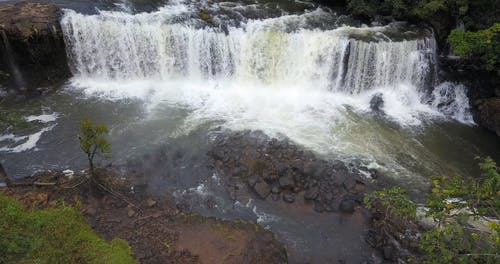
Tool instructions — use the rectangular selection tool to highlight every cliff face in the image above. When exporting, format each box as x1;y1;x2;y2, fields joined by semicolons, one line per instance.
0;2;70;98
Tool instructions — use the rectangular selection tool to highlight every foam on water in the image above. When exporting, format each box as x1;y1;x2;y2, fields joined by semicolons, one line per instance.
60;3;474;181
0;125;56;153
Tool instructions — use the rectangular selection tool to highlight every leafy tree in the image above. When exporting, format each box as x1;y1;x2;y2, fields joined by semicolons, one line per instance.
78;118;111;175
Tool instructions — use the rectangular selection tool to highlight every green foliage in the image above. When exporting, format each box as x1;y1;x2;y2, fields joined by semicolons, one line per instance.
78;118;111;173
448;24;500;73
0;193;137;264
366;157;499;263
364;186;417;218
422;157;499;263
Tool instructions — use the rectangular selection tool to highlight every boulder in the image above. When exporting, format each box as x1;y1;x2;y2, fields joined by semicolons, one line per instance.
475;98;500;137
253;180;271;199
282;193;295;203
0;2;70;97
278;174;294;189
370;93;384;112
304;186;319;200
339;199;356;213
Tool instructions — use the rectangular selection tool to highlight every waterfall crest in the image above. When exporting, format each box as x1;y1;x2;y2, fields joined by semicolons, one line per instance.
61;9;436;94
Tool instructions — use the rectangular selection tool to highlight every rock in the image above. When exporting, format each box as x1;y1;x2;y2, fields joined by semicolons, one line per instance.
339;199;356;213
282;193;295;203
271;186;280;194
253;180;271;199
304;186;319;200
475;98;500;137
247;175;259;187
0;2;70;97
383;246;395;261
85;206;97;216
278;175;294;188
370;93;384;112
313;201;325;213
146;198;157;207
127;207;136;218
368;168;378;179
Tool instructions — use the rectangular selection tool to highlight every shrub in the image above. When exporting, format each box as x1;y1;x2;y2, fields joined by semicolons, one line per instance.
0;193;137;264
448;23;500;74
365;157;500;263
78;118;111;174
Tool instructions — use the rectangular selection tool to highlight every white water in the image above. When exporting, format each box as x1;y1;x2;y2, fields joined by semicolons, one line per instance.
60;4;474;181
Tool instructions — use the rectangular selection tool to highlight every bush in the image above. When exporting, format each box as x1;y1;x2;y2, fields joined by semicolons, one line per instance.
448;23;500;74
365;157;500;263
0;193;137;264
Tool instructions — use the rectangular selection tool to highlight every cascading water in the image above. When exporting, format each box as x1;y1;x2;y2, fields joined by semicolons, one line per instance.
59;2;472;182
3;1;498;263
62;9;435;93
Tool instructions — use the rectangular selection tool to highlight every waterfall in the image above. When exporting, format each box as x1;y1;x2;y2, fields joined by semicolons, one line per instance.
0;30;26;90
59;5;470;157
61;9;436;94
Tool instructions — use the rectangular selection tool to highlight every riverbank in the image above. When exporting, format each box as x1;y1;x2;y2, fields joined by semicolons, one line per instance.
0;169;288;263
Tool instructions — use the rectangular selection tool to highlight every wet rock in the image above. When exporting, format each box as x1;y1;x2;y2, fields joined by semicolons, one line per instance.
146;198;157;208
368;168;378;179
383;246;396;261
271;193;280;201
343;177;357;190
247;175;259;187
253;180;271;199
127;207;136;218
282;193;295;203
314;201;325;213
278;175;294;189
304;186;319;200
339;199;356;213
474;98;500;137
370;93;384;112
0;2;70;96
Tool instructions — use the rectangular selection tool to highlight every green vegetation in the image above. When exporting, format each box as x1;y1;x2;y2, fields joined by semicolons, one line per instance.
364;186;417;218
0;193;137;264
448;24;500;74
365;157;500;263
78;118;111;174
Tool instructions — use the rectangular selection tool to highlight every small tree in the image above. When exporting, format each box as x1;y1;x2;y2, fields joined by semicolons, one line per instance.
78;118;111;175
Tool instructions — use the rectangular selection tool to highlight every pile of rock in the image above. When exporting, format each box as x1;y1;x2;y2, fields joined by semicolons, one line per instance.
208;130;371;213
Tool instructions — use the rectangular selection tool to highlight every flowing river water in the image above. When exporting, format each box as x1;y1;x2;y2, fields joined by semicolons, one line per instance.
1;0;500;262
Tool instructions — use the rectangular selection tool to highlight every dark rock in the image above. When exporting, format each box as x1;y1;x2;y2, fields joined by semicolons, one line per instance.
370;93;384;112
271;193;280;201
304;186;319;200
368;168;378;179
343;177;357;190
253;181;271;199
247;175;259;187
282;193;295;203
313;201;325;213
0;2;70;96
339;199;356;213
278;175;294;188
474;98;500;137
383;246;395;261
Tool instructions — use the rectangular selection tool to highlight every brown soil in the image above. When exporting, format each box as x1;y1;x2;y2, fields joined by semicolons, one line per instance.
0;169;287;264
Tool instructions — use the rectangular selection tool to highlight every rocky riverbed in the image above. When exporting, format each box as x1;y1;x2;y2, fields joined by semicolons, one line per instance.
207;130;373;214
